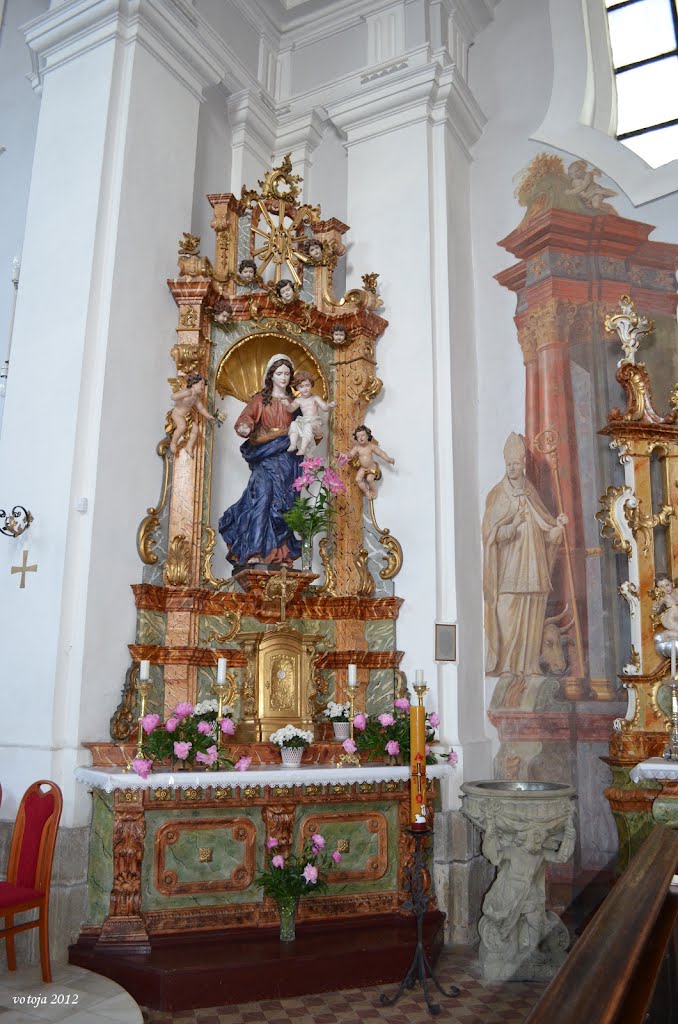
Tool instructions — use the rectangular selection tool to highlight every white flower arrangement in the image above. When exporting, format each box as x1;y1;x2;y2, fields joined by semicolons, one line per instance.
323;701;350;722
194;699;234;717
269;725;314;749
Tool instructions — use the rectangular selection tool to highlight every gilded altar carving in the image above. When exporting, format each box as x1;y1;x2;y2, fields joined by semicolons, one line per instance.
110;664;139;743
136;436;171;566
109;809;145;918
164;534;191;586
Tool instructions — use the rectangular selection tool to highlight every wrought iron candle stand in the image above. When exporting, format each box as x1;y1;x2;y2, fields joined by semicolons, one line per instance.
380;827;460;1016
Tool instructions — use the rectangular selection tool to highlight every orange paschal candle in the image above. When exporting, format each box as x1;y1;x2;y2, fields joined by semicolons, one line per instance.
410;704;427;824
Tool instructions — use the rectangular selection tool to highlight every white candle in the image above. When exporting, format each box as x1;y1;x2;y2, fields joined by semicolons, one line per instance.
217;657;227;683
671;643;676;680
348;663;358;687
415;669;424;684
139;660;150;681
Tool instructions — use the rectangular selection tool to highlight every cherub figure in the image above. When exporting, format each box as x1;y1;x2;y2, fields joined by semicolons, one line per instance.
347;424;395;500
331;325;348;346
285;371;335;455
275;278;296;304
238;259;257;285
169;374;220;458
565;160;617;213
306;238;323;263
653;578;678;636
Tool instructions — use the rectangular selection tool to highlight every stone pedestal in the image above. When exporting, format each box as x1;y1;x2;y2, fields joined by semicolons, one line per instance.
461;780;576;982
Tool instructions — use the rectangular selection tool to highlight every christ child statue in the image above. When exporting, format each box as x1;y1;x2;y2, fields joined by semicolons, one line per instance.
348;424;395;499
654;578;678;637
285;371;335;455
169;374;218;458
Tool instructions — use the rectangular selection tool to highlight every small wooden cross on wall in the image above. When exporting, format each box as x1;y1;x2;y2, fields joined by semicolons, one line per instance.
264;567;294;623
11;550;38;589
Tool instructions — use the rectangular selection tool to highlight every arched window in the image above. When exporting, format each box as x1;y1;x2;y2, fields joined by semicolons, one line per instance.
605;0;678;167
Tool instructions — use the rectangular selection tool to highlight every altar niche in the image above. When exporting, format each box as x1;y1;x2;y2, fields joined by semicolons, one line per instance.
89;159;414;960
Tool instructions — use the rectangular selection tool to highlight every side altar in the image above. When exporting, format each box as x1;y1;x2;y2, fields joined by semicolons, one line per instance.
597;297;678;867
71;160;443;993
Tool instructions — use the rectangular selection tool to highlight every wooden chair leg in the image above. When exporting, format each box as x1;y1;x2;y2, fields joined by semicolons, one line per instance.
5;914;17;971
38;904;52;984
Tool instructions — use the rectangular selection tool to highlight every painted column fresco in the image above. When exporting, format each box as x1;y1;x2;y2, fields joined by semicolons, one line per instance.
488;153;678;889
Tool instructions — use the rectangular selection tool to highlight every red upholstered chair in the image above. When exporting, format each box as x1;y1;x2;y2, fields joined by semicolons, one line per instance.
0;781;62;982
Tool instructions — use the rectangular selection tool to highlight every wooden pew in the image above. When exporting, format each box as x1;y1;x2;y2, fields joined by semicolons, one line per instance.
525;824;678;1024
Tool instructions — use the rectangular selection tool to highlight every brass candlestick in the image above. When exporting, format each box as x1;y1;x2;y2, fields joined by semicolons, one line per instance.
212;678;231;749
336;687;361;767
134;678;153;761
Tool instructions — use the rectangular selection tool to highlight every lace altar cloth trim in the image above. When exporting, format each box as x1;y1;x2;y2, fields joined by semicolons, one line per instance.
75;763;453;794
629;757;678;784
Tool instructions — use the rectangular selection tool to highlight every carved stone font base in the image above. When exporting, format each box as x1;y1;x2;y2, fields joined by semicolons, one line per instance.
461;780;576;983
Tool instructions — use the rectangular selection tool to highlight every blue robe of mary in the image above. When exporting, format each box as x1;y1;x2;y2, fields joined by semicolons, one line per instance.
218;393;302;566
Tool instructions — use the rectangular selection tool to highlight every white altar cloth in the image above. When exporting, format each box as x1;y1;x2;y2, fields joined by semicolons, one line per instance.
629;758;678;784
75;763;454;794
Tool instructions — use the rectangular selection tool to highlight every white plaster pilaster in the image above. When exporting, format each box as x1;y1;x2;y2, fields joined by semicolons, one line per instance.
326;52;491;796
0;0;221;825
273;107;328;199
364;1;406;66
228;88;277;192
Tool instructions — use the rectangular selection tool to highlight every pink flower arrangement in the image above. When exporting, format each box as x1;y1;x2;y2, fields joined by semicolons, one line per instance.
256;832;339;911
174;702;194;720
195;745;218;767
335;452;349;467
283;456;347;554
447;750;459;766
235;756;252;772
134;699;237;776
342;738;357;754
221;717;236;736
132;758;152;779
354;698;443;764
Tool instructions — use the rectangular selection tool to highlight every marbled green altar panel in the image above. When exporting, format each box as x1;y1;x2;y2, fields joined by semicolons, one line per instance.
142;806;265;910
296;800;399;893
137;610;167;647
365;620;396;652
367;670;397;717
85;792;114;927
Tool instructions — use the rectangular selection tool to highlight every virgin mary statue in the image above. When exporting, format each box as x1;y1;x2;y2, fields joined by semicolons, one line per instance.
218;354;302;568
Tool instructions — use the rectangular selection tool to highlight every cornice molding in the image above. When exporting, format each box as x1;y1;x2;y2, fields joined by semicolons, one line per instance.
326;50;485;156
22;0;246;101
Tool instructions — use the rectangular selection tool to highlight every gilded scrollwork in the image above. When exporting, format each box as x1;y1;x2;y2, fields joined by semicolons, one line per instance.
596;485;636;556
317;536;337;597
137;436;171;566
354;546;376;597
604;294;654;364
368;500;403;580
626;499;675;558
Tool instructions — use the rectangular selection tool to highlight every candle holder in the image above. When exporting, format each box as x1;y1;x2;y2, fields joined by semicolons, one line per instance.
336;686;361;767
380;827;460;1014
133;678;153;761
212;677;233;749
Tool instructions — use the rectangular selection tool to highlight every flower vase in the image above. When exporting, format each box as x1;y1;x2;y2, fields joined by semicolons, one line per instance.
281;746;304;767
300;535;313;572
278;895;298;942
333;721;350;740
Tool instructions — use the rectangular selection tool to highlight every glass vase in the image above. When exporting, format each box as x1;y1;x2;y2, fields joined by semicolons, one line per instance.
301;535;313;571
278;895;298;942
